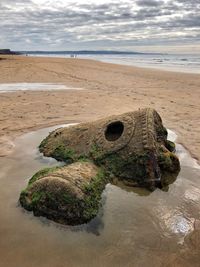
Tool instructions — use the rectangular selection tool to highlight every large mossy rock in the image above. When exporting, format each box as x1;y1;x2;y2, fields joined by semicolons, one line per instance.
20;162;108;225
20;108;180;225
40;108;180;189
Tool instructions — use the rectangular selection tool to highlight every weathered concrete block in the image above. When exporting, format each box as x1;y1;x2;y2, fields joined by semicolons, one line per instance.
20;108;180;225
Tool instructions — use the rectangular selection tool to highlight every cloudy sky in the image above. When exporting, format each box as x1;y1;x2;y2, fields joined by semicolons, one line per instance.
0;0;199;53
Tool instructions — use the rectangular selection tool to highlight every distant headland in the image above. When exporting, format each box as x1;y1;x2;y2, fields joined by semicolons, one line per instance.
19;50;145;55
0;49;20;55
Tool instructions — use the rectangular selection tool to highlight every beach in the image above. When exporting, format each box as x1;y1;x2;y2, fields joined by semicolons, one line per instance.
0;55;200;267
0;55;200;162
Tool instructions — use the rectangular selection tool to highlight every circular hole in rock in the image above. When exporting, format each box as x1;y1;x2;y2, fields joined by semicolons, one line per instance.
105;121;124;141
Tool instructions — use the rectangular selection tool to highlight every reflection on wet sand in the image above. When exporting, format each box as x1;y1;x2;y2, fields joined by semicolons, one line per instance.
0;125;199;267
0;83;83;93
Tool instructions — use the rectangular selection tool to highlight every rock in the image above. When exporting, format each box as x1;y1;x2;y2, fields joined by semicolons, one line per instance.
20;162;108;225
20;108;180;225
0;49;20;55
40;108;180;189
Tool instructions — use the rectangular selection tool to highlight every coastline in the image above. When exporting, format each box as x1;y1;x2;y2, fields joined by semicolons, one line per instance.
26;53;200;74
0;55;199;162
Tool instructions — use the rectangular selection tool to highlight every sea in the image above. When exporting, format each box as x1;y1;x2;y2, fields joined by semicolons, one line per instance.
24;51;200;74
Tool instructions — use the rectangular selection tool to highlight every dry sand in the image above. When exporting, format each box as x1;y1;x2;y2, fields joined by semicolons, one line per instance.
0;55;199;161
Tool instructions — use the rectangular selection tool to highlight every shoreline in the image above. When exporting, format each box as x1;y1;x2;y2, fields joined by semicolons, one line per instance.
0;55;199;162
91;58;200;75
1;54;200;78
26;53;200;75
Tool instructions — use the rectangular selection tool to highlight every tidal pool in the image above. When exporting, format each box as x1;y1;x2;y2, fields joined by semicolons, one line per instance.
0;125;199;267
0;83;83;93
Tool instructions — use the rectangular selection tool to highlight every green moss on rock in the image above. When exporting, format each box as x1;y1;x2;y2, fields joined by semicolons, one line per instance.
82;169;108;221
20;162;109;225
165;140;176;152
20;108;181;225
39;136;49;150
28;166;60;185
158;151;180;172
51;145;76;163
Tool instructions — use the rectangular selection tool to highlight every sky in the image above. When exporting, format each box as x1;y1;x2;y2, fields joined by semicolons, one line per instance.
0;0;200;53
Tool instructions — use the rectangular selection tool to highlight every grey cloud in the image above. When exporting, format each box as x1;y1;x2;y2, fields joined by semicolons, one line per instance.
136;0;164;7
0;0;199;50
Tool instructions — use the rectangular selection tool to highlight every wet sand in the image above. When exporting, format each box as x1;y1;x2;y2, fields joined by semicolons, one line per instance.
0;125;199;267
0;55;199;162
0;56;200;266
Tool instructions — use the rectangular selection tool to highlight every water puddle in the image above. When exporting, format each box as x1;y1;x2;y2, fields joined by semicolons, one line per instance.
0;83;83;93
0;125;200;267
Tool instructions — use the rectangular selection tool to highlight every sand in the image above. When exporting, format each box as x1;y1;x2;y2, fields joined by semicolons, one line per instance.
0;55;199;162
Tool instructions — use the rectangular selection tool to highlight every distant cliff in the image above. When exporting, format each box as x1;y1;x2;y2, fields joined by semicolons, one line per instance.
0;49;20;55
21;50;145;55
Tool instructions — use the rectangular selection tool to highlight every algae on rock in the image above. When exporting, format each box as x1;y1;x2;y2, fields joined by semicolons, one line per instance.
20;108;180;225
39;108;180;189
20;162;109;225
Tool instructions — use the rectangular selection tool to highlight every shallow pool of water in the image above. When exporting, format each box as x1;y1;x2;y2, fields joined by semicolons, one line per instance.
0;125;199;267
0;83;83;93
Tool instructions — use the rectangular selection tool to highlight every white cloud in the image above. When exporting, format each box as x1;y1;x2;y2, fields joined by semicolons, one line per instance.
0;0;199;52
